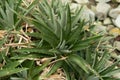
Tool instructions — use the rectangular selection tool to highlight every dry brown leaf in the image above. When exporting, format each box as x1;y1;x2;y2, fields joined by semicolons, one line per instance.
0;63;3;67
0;30;6;39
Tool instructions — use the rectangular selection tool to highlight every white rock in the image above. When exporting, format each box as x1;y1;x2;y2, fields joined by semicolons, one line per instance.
95;0;111;3
96;3;111;14
87;76;99;80
113;15;120;28
74;0;89;4
96;2;111;20
96;12;106;20
70;3;78;10
116;0;120;3
109;28;120;36
91;5;96;13
80;6;95;22
113;73;120;78
61;0;71;3
70;5;95;22
70;3;81;12
109;7;120;19
93;25;107;34
106;25;114;31
114;41;120;51
103;18;112;25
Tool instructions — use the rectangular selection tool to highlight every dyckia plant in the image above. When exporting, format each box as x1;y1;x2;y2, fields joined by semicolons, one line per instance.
0;0;120;80
13;0;102;79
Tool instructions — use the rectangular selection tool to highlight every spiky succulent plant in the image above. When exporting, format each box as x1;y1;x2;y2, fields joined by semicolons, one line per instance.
0;0;120;80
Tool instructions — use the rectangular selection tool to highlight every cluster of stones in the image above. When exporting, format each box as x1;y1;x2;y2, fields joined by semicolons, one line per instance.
62;0;120;55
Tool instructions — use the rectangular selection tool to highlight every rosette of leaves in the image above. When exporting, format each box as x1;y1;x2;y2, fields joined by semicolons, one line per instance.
12;0;100;79
6;0;120;80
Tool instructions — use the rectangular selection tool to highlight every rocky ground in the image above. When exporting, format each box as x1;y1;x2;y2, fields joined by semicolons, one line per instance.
68;0;120;56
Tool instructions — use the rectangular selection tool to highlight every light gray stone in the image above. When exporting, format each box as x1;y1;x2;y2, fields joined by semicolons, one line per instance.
113;15;120;28
109;27;120;36
95;0;111;3
114;41;120;51
70;3;82;12
96;2;111;20
61;0;72;3
109;7;120;19
93;25;107;34
113;73;120;78
116;0;120;3
103;18;112;25
81;6;95;22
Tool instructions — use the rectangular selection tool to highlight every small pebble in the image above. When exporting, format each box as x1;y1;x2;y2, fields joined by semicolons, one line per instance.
103;18;112;25
96;2;111;20
109;28;120;36
114;41;120;51
113;15;120;28
116;0;120;3
61;0;71;3
113;73;120;78
70;3;82;12
106;25;114;31
95;0;111;3
109;7;120;19
93;25;107;34
81;6;95;22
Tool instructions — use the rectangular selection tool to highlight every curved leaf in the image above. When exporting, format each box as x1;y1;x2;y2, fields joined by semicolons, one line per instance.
0;68;28;77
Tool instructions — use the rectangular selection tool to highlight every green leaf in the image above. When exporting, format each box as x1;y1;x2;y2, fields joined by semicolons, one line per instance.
10;54;41;60
100;60;120;75
67;59;83;75
68;54;89;73
102;68;120;77
13;48;50;54
39;0;51;18
77;35;101;45
31;60;50;78
32;20;59;47
23;0;39;16
55;19;63;39
103;77;120;80
67;20;86;43
0;68;28;77
87;75;99;80
95;52;110;71
10;77;26;80
62;63;71;80
0;38;5;48
71;35;102;51
71;6;83;27
27;32;42;39
46;61;63;77
71;44;89;51
4;60;25;68
65;4;71;37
